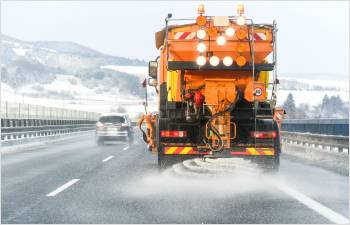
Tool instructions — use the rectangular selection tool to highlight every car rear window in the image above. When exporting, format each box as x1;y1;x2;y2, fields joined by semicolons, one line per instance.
99;116;125;124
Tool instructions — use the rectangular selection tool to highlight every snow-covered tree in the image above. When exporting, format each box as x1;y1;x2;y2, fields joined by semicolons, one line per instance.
282;93;296;118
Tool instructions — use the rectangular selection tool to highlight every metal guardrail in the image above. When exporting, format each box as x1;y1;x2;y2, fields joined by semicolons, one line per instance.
1;102;100;145
281;131;349;153
1;124;95;141
282;119;349;136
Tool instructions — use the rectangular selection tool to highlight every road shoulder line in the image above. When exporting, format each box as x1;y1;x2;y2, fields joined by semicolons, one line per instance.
274;182;349;224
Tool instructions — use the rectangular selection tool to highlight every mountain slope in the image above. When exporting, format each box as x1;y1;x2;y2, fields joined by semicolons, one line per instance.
1;34;146;97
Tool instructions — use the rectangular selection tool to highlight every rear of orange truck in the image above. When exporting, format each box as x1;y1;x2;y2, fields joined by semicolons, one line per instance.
139;4;284;172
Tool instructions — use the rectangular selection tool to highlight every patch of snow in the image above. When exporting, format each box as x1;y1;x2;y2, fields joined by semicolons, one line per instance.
33;56;44;64
281;76;349;91
100;65;147;80
0;83;15;94
276;90;349;106
12;48;28;56
1;72;150;120
2;40;12;44
40;47;57;53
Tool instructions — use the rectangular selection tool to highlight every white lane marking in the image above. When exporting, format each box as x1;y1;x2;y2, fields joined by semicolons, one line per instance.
122;146;129;151
274;182;349;224
46;179;80;197
102;155;114;162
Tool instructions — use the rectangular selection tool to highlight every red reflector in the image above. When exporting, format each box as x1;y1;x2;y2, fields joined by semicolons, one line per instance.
250;131;276;139
161;130;187;138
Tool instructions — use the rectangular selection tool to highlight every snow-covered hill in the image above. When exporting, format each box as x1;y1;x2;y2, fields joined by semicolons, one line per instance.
1;34;146;95
1;34;152;117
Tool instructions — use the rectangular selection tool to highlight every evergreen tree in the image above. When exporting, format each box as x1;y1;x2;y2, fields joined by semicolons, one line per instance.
282;93;296;118
318;94;348;118
321;94;330;111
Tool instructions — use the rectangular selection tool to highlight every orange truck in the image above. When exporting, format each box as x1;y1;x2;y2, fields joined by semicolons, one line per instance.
139;4;284;172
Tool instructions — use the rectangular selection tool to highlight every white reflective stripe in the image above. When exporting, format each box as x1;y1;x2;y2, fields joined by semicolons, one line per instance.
257;32;266;40
185;32;196;40
174;32;183;39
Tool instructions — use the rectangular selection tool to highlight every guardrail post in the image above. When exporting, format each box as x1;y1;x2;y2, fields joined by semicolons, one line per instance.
18;103;20;119
6;101;8;118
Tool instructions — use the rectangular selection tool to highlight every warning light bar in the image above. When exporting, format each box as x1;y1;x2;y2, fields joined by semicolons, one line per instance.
250;131;276;139
161;130;187;138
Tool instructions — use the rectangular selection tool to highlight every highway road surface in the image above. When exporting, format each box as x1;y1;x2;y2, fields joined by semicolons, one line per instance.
2;132;349;224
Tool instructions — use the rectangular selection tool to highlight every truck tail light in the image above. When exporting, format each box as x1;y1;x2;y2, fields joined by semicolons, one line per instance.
250;131;276;139
161;130;187;138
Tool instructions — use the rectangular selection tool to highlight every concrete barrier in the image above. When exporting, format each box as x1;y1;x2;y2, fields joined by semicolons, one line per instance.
282;119;349;136
281;131;349;175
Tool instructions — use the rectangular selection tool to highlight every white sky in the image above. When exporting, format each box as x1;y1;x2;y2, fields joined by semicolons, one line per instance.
1;1;349;77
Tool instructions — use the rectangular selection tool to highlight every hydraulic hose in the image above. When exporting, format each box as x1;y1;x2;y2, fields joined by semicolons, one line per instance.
206;91;242;152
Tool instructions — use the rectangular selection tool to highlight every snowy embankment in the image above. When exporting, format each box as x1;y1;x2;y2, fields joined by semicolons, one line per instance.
1;65;157;119
282;143;349;176
100;65;148;80
276;76;349;106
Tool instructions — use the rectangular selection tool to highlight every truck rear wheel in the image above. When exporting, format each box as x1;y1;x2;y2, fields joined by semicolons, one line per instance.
257;152;280;173
260;120;281;173
158;154;179;171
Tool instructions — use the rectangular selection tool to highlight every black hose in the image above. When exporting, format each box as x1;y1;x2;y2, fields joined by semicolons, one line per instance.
206;90;242;152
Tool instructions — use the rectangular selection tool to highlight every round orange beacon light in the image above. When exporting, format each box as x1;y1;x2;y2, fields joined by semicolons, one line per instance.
236;56;247;67
207;27;218;37
196;16;207;26
236;29;247;40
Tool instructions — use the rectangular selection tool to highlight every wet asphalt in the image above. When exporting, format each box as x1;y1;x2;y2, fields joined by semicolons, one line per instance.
1;132;348;224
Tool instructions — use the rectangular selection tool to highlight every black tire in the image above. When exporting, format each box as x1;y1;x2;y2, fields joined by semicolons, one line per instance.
158;153;172;171
158;153;184;171
268;152;280;173
260;120;281;173
257;152;280;173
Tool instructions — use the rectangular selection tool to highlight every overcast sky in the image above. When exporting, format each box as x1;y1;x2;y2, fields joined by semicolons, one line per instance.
1;1;349;77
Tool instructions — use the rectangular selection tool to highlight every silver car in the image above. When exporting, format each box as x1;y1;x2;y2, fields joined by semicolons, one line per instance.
95;113;134;145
